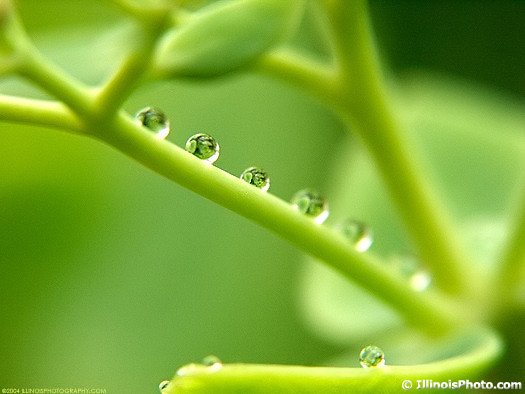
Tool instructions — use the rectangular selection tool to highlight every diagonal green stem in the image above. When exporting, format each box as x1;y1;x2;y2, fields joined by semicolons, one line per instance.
1;0;471;336
254;48;339;107
18;48;94;119
1;2;93;118
92;112;464;335
255;1;474;296
317;1;473;296
95;9;173;117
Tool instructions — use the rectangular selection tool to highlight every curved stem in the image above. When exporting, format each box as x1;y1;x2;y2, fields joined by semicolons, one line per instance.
93;112;462;335
165;327;502;394
0;94;82;132
1;2;94;118
253;48;339;107
318;0;473;296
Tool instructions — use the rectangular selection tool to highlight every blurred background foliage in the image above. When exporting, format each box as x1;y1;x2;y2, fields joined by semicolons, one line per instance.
0;0;523;392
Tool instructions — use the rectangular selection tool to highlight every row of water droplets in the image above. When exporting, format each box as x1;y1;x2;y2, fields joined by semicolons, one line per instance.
291;189;373;252
135;107;268;185
135;108;415;385
135;107;430;290
289;189;431;291
159;347;387;391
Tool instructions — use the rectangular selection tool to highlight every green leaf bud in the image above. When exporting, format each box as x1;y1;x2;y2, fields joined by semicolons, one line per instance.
154;0;304;78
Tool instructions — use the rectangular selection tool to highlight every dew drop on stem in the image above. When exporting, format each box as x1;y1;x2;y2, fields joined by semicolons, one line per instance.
240;167;270;191
391;254;431;292
359;345;385;368
135;107;170;139
338;219;373;252
185;133;220;163
291;189;329;224
202;355;223;371
158;380;170;392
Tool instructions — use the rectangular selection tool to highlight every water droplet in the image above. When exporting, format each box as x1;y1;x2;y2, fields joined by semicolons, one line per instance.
185;133;220;163
391;254;431;292
339;219;373;252
240;167;270;191
158;380;170;392
135;107;170;139
176;363;198;377
359;345;385;368
291;189;329;224
202;355;223;371
409;270;431;292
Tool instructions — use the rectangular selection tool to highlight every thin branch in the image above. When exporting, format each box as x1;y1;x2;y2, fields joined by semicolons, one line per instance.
93;111;464;336
95;6;175;117
0;94;83;132
95;29;160;117
319;0;474;296
18;49;95;119
1;1;94;119
253;48;339;107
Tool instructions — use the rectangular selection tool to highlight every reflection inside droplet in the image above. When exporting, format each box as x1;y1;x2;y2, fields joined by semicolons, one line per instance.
291;189;329;224
391;254;431;292
202;355;223;372
359;345;385;368
135;107;170;139
240;167;270;192
339;219;373;252
185;133;220;163
158;380;170;392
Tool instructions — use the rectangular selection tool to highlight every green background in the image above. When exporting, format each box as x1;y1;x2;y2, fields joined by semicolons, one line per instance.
1;1;523;392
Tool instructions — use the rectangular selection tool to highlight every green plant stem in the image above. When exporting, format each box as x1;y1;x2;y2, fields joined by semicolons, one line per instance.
320;0;472;296
95;12;172;117
2;1;94;118
256;1;472;295
95;30;160;117
93;112;462;335
0;94;82;131
166;327;502;394
2;0;470;334
18;49;94;119
254;48;339;107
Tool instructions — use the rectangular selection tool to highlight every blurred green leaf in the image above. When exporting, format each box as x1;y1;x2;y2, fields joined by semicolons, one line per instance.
154;0;304;78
